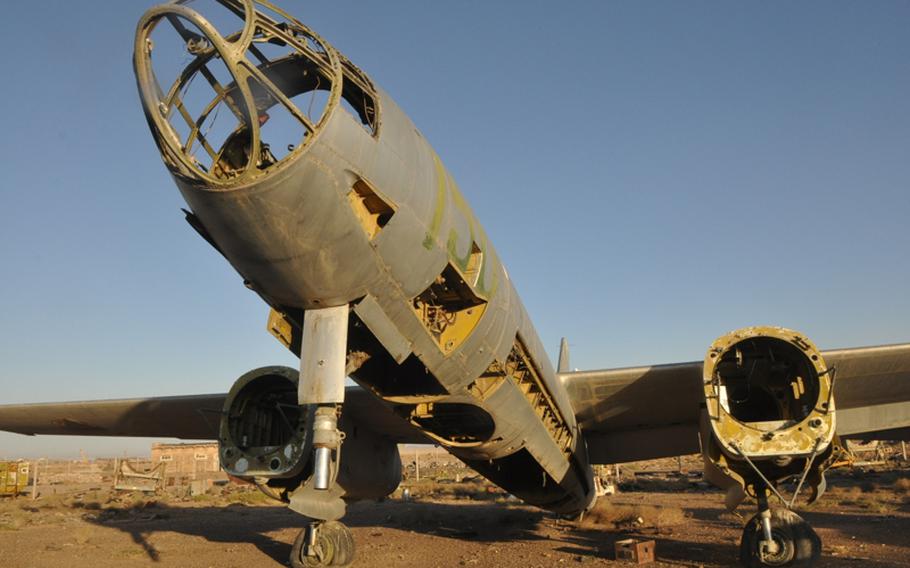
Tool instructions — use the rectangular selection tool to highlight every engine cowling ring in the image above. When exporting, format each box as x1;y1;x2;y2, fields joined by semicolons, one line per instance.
703;326;836;460
219;366;313;479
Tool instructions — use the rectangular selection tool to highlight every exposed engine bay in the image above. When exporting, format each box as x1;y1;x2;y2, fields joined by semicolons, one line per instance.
219;366;401;504
701;327;838;505
700;327;841;566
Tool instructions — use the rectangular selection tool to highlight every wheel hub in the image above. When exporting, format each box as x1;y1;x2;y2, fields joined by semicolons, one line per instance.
759;533;793;565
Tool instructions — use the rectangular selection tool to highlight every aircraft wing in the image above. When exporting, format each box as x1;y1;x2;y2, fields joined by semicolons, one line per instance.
564;343;910;464
0;386;424;443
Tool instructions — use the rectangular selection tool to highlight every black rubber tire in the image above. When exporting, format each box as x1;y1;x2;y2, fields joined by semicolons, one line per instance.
739;509;821;568
290;522;356;568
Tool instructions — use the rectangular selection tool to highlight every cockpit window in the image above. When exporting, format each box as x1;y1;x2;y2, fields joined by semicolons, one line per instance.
138;0;338;184
146;13;253;176
136;0;382;185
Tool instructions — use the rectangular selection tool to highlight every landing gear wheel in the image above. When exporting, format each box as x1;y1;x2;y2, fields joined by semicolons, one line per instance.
739;509;820;567
290;521;355;568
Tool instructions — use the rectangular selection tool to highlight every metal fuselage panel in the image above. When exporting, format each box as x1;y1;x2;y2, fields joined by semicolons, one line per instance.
139;3;593;514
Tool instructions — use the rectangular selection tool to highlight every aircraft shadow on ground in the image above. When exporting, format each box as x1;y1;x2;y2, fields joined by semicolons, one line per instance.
81;496;910;566
681;505;910;566
83;502;296;564
531;509;904;568
81;499;553;565
800;509;910;551
558;528;905;568
617;475;706;494
554;523;741;566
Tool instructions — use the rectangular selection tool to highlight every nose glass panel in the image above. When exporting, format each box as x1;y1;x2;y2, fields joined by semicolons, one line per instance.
136;0;339;186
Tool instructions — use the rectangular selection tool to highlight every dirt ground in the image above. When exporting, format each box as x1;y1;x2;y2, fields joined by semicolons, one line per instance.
1;460;908;567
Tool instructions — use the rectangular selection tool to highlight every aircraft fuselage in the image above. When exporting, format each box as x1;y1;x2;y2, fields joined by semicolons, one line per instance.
134;0;594;514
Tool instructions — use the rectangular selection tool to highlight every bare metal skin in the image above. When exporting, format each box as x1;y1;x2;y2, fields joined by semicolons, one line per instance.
0;2;908;566
132;0;593;516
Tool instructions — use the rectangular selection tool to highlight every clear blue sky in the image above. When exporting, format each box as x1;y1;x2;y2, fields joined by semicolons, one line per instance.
1;1;907;458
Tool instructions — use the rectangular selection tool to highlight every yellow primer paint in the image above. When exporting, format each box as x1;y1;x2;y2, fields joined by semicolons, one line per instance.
347;179;394;241
437;303;487;354
267;308;294;350
411;263;488;356
703;326;835;458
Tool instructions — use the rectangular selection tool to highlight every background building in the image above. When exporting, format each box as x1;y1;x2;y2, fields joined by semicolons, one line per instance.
150;442;226;483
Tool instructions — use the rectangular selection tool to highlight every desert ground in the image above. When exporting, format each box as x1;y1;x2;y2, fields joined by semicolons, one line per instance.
1;450;908;567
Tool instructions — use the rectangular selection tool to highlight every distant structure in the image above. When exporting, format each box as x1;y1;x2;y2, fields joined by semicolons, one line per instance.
150;442;225;483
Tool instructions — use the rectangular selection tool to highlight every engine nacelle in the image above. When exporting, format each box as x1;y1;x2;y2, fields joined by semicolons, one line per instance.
220;366;312;479
704;326;836;458
700;327;838;507
219;366;401;501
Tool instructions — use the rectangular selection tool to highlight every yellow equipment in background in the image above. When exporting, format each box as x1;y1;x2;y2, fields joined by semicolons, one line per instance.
0;461;29;497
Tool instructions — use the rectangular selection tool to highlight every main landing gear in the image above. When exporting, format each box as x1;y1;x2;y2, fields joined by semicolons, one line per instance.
739;495;820;567
290;520;355;568
290;305;356;568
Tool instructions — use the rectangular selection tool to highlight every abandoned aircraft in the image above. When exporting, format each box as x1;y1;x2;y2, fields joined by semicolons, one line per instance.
1;2;908;567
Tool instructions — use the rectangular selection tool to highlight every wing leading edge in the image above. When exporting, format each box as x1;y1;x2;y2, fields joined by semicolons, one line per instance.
0;386;425;444
564;343;910;464
0;393;226;439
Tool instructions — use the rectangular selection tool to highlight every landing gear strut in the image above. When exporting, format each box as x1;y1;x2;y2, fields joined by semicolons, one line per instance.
739;495;820;567
290;520;355;568
290;306;355;567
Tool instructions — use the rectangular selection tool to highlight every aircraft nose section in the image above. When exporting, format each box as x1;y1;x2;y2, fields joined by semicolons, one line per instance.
133;0;343;189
